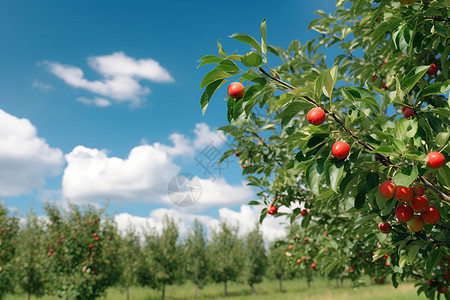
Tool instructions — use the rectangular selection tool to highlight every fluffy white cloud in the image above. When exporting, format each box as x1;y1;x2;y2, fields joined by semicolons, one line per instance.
63;144;181;204
0;109;64;196
63;123;250;208
114;205;289;244
192;123;227;150
44;52;173;107
88;51;173;83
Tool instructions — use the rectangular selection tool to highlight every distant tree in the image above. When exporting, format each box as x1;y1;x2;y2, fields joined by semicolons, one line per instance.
267;241;291;292
139;215;183;300
43;203;121;299
0;203;19;300
117;226;141;300
207;221;243;297
243;224;267;295
185;219;208;300
14;209;46;300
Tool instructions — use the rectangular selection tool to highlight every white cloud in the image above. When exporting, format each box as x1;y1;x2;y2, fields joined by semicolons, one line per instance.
88;51;173;83
0;110;64;196
114;205;288;244
44;52;173;107
32;80;54;91
193;123;227;150
76;97;112;107
63;123;251;208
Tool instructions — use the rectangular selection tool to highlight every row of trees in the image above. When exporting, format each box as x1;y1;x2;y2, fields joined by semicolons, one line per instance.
0;202;329;300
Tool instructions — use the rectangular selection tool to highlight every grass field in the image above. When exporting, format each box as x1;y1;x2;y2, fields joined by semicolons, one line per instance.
5;278;427;300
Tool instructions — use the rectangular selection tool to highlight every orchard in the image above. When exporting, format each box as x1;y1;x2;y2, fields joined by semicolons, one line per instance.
199;0;449;299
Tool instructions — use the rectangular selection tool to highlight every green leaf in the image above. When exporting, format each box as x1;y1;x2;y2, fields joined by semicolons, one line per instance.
380;197;396;216
418;80;450;98
323;66;338;98
425;249;444;277
248;200;260;205
314;71;326;100
197;55;222;67
241;52;263;67
229;32;262;54
279;100;312;127
325;160;346;193
392;139;407;153
393;166;418;187
200;79;226;115
227;98;235;123
406;240;425;262
400;66;429;93
259;208;268;224
200;69;233;89
436;132;449;149
306;159;325;196
370;146;394;154
395;118;418;140
215;60;240;73
217;39;227;58
260;18;267;57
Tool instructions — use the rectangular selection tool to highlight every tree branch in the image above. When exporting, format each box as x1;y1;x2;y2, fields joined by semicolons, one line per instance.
419;175;450;202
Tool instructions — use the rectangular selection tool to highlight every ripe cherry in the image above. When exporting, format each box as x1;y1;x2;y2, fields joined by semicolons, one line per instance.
421;206;440;224
307;107;326;125
227;82;245;99
427;63;438;76
332;141;350;159
427;152;446;169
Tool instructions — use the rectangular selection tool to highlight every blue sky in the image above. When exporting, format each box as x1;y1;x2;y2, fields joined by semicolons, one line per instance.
0;0;339;239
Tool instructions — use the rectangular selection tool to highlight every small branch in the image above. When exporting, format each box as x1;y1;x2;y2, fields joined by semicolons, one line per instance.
423;16;450;22
419;175;450;202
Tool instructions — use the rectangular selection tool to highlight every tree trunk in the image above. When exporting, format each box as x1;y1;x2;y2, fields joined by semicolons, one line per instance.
224;281;228;297
340;277;344;288
27;290;31;300
279;278;283;292
251;283;256;295
162;283;166;300
195;284;199;300
126;285;130;300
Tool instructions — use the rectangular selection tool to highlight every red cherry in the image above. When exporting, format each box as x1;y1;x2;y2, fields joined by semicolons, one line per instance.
227;82;245;99
311;263;316;268
379;181;396;199
401;106;408;112
289;245;293;250
302;256;306;261
427;63;438;76
235;153;240;157
395;205;414;222
382;83;388;90
395;186;413;202
412;185;425;196
421;206;440;224
267;205;278;215
297;259;301;264
381;61;387;67
372;75;378;81
427;152;446;169
411;196;429;213
300;209;308;217
403;108;414;118
307;107;326;125
378;222;391;234
331;141;350;159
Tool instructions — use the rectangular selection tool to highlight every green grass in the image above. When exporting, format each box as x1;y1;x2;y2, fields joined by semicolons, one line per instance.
5;278;426;300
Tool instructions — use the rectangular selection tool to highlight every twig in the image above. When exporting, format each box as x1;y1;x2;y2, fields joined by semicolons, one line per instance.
419;175;450;202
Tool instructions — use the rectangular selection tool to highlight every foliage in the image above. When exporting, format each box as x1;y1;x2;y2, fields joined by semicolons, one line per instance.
42;203;121;300
207;221;244;297
198;1;450;299
0;204;19;300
